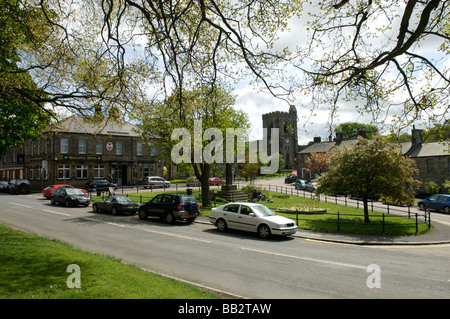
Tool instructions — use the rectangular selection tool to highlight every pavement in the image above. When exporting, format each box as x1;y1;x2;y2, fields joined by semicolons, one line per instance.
195;215;450;246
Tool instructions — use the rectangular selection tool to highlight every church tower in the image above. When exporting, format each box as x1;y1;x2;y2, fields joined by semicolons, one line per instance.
262;105;298;169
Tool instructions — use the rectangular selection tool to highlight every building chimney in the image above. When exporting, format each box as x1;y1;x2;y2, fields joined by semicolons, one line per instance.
313;137;321;143
411;125;423;146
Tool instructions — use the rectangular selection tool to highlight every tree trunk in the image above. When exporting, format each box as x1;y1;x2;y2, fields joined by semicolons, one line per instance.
363;197;370;224
193;163;211;207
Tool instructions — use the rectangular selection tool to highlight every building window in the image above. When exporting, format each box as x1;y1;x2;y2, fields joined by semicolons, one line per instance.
36;165;40;180
93;165;105;179
76;165;88;179
150;144;156;156
58;165;70;179
96;141;103;154
137;142;143;156
79;140;87;154
116;141;123;156
61;138;69;154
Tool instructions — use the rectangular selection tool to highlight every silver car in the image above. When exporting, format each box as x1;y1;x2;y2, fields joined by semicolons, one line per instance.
210;202;297;238
142;176;170;189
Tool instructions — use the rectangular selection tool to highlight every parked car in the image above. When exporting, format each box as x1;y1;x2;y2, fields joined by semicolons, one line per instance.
285;174;297;183
209;177;225;186
209;202;297;238
305;182;317;192
92;196;139;215
295;179;307;190
85;179;116;193
381;196;414;206
138;193;199;224
418;194;450;214
7;179;31;194
186;176;200;187
0;181;8;192
51;187;90;207
43;184;73;199
142;176;170;189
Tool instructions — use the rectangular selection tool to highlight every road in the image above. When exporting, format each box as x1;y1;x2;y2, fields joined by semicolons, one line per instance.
1;186;449;299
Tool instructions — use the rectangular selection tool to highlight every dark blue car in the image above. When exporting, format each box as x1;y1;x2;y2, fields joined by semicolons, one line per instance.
92;196;139;215
418;194;450;214
138;193;199;224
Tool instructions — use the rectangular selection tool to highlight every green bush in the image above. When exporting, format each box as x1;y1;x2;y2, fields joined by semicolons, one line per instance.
425;182;439;194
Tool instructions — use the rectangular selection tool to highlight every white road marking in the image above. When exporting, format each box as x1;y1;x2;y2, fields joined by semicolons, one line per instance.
80;217;210;243
8;202;32;209
105;221;125;227
142;228;211;243
42;209;71;217
241;247;366;269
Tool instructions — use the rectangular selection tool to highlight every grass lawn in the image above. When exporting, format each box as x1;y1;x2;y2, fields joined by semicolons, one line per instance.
0;223;219;299
109;188;431;236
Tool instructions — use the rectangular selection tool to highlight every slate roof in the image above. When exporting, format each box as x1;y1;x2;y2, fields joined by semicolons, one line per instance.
298;141;335;154
299;138;449;158
406;142;450;157
44;115;139;137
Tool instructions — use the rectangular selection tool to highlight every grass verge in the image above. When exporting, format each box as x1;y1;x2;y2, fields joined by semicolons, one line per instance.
0;223;219;299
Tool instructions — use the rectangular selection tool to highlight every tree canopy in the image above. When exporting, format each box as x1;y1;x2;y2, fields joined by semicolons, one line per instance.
0;0;53;155
316;136;418;223
2;0;449;153
138;85;249;206
296;0;450;134
334;122;379;139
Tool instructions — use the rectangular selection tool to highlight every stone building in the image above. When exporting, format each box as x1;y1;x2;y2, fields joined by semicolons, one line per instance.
405;128;450;189
1;115;169;190
262;105;299;169
297;127;450;190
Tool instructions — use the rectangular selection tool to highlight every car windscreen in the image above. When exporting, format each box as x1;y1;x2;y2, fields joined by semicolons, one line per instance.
115;196;133;203
252;205;276;217
180;196;197;204
66;188;85;195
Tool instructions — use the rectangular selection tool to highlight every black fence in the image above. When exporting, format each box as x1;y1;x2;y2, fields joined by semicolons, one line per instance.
260;184;420;216
287;210;431;235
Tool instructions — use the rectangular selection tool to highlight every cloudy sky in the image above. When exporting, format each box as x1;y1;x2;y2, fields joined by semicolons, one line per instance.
230;2;450;146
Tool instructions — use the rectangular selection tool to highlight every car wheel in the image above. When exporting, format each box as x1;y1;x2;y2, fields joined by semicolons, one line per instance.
186;217;195;224
418;203;425;210
111;207;118;216
258;224;271;239
93;204;99;213
444;206;450;214
65;199;70;207
138;209;147;220
51;197;56;205
216;219;227;232
165;212;175;224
